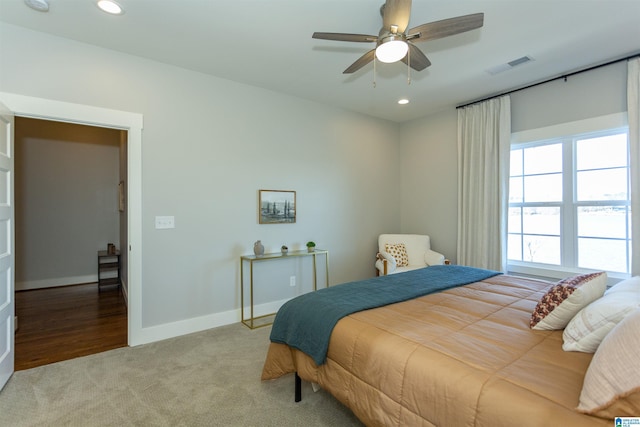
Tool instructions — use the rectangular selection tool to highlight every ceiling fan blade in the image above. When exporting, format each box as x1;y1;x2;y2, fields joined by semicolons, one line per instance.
401;43;431;71
382;0;412;33
312;32;377;43
407;13;484;43
343;49;376;74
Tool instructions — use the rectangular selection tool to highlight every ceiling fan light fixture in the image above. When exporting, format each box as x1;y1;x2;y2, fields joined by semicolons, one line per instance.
375;36;408;63
313;5;483;74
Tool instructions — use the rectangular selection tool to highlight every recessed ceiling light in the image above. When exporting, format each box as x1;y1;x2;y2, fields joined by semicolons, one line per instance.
398;99;409;105
24;0;49;12
97;0;124;15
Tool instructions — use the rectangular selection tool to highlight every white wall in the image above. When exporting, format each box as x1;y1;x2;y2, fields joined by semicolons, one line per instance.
15;118;121;290
399;109;458;262
0;23;400;333
510;61;627;131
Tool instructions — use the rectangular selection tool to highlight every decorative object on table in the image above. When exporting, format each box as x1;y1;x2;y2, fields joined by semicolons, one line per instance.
107;243;116;255
281;245;288;255
306;241;316;252
253;240;265;256
259;190;296;224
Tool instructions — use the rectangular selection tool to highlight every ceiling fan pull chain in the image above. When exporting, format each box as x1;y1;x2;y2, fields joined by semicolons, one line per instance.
407;48;411;85
373;57;377;88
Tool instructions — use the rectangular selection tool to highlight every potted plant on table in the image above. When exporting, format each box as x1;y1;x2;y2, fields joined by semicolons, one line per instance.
306;241;316;252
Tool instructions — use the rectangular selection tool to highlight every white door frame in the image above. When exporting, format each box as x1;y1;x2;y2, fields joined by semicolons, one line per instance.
0;92;144;346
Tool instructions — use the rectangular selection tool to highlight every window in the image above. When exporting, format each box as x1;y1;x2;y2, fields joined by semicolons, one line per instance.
508;121;631;278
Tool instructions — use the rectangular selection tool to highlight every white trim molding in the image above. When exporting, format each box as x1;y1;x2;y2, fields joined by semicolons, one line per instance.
0;92;144;346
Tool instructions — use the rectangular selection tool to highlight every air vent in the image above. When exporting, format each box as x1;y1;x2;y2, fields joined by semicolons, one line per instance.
486;55;534;75
508;56;533;67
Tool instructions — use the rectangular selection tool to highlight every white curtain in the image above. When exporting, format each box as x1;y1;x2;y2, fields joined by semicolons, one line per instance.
628;58;640;276
457;96;511;271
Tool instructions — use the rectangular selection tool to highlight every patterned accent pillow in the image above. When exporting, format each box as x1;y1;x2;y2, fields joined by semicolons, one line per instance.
529;271;607;330
577;308;640;418
385;243;409;267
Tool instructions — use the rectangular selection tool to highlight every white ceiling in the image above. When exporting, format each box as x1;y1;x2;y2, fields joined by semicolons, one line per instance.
1;0;639;123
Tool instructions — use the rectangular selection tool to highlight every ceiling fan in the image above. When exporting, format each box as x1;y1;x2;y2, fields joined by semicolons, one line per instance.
312;0;484;74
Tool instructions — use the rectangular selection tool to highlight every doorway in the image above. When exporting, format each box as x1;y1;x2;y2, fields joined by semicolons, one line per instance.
14;117;128;368
0;91;144;355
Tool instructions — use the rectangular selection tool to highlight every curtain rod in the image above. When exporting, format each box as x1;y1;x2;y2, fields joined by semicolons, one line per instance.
456;52;640;109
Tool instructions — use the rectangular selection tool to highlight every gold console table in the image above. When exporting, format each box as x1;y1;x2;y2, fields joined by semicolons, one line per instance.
240;249;329;329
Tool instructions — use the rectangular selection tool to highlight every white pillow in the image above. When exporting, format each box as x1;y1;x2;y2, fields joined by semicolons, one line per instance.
563;276;640;352
529;272;607;330
578;308;640;418
605;275;640;295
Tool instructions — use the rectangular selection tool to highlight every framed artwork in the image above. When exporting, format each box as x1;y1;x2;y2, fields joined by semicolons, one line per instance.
259;190;296;224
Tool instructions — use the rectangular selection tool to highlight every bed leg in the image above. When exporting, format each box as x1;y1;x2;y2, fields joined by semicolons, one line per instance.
295;372;302;402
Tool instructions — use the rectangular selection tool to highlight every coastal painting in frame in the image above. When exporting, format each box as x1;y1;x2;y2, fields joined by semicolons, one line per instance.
259;190;296;224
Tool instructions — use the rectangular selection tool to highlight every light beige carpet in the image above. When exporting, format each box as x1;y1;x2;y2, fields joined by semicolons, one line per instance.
0;323;363;426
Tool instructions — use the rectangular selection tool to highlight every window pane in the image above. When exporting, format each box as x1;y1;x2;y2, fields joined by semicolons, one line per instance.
507;234;522;261
523;207;560;235
509;177;523;203
576;168;628;201
578;237;628;273
510;149;523;176
577;133;628;170
577;206;628;239
508;127;630;275
522;235;560;264
508;207;521;233
524;144;562;175
524;174;562;202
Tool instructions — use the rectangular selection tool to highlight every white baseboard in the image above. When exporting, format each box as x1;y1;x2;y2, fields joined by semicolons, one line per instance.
133;298;290;346
16;275;98;291
242;299;289;319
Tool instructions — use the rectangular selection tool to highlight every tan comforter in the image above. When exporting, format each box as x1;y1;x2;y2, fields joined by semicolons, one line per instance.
261;274;610;426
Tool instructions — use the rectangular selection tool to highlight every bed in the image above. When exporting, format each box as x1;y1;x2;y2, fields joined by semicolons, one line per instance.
261;266;638;426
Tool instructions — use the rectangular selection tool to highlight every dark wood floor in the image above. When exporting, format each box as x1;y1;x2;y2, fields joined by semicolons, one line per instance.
15;283;128;371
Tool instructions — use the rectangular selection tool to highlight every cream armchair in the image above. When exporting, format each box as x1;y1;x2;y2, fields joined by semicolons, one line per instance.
375;234;446;275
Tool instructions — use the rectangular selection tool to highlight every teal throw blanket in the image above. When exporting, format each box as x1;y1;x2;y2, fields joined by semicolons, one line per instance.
270;265;501;365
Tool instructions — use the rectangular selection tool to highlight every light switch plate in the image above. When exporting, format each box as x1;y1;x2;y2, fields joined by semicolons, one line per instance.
155;216;175;229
